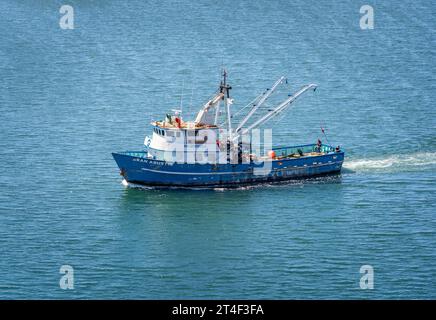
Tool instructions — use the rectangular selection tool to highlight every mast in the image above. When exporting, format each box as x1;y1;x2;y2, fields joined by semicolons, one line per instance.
220;69;233;140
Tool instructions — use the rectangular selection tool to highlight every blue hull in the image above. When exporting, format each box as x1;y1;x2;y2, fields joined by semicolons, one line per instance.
112;146;344;188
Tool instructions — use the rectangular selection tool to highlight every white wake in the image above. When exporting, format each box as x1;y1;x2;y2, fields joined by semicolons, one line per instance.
343;152;436;172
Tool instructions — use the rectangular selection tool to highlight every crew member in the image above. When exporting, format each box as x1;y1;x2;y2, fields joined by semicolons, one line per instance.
316;139;322;152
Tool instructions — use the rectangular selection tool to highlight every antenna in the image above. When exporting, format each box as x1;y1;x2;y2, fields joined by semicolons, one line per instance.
188;81;194;118
180;78;185;114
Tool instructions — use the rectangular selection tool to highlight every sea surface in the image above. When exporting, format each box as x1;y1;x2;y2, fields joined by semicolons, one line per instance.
0;0;435;299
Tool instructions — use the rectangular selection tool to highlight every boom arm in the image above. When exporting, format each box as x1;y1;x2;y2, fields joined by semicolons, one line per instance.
235;76;285;133
233;84;317;141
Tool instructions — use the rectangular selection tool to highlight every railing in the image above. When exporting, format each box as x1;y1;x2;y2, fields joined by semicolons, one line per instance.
118;144;338;161
273;144;335;157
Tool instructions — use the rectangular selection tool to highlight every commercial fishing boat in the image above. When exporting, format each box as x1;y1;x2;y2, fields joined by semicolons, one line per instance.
112;71;344;188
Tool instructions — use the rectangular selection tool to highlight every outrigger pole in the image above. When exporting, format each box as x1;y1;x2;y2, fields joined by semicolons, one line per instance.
232;83;317;142
235;76;285;133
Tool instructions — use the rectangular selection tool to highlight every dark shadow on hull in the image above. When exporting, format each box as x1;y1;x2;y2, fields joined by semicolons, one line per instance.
125;170;343;190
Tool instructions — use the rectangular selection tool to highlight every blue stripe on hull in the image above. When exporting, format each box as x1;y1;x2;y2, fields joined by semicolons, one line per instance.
112;152;344;187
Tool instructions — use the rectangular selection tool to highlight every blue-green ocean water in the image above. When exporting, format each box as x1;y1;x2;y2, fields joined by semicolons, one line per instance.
0;0;435;299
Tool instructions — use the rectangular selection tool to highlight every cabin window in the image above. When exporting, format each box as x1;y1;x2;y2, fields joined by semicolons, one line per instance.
187;131;195;137
167;131;174;137
162;130;165;136
176;132;181;137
